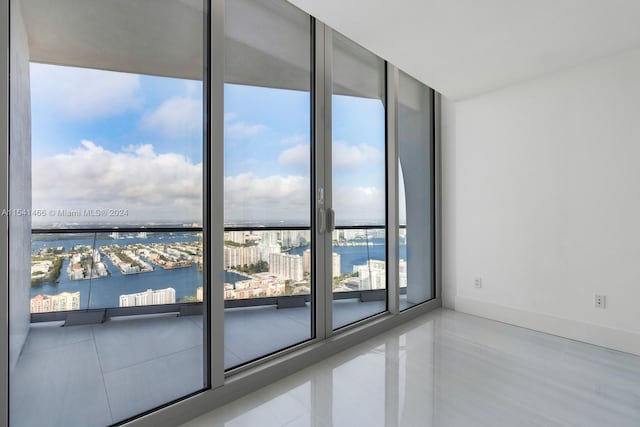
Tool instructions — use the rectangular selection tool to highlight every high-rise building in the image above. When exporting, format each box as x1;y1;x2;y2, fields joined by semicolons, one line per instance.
259;243;281;262
269;253;303;281
30;291;81;313
303;249;311;274
119;287;176;307
399;259;407;288
303;251;339;276
224;246;242;268
225;230;246;244
258;231;280;247
332;252;341;277
224;245;260;268
353;260;386;290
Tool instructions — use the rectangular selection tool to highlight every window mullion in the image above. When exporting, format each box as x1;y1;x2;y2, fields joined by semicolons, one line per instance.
387;63;400;315
209;0;225;389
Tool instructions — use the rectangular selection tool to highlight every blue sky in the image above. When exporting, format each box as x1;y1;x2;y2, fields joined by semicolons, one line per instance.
31;65;203;162
31;63;387;225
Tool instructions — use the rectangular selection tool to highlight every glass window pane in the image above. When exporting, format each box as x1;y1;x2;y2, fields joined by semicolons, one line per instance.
224;0;312;369
10;0;207;424
331;32;387;329
398;71;434;310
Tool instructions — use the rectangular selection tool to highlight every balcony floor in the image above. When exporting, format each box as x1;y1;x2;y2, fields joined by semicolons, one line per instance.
10;298;388;426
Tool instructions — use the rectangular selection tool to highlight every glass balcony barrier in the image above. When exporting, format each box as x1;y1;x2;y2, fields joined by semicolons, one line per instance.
30;226;406;322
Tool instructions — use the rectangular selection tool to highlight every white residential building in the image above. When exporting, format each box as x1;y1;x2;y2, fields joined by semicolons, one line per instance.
119;287;176;307
269;253;303;281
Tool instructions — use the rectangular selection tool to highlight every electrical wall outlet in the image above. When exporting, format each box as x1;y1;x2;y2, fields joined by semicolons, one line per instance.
474;277;482;288
594;294;606;309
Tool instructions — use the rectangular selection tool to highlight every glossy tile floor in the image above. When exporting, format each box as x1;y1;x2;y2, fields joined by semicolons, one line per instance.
9;299;386;426
183;308;640;427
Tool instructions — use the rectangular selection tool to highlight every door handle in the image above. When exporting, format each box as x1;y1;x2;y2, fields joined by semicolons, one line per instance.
327;208;335;233
318;208;326;234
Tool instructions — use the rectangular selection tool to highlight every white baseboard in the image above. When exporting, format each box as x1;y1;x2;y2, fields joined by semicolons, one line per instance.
455;296;640;356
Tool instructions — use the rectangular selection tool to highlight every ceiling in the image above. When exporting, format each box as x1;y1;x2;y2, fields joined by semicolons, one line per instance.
20;0;381;97
21;0;205;80
288;0;640;100
20;0;640;100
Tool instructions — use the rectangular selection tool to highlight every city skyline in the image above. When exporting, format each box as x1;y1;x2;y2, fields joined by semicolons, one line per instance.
29;229;403;313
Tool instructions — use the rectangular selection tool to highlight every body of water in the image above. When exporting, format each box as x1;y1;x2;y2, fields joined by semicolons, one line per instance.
31;233;203;309
289;238;407;275
31;233;407;309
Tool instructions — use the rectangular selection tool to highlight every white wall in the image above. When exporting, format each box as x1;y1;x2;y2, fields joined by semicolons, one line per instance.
443;47;640;355
9;0;32;371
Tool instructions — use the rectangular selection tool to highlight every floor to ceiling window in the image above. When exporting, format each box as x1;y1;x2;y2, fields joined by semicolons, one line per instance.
4;0;438;425
398;71;435;310
223;0;313;369
331;32;387;330
9;0;208;425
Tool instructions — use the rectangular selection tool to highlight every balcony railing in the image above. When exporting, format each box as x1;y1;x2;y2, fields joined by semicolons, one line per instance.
30;225;402;323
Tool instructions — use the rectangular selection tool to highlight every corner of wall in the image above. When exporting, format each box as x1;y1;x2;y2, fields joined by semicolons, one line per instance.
440;96;456;310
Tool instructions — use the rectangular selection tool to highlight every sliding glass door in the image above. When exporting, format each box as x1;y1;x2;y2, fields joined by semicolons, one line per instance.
330;32;387;330
223;0;313;369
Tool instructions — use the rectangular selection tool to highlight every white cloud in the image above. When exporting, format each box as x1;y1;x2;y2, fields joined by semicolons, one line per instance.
278;141;382;170
224;173;309;222
334;186;385;223
30;63;141;120
223;112;266;140
225;121;267;140
140;96;202;137
278;144;310;168
32;140;384;225
332;141;383;169
224;173;384;224
279;135;307;146
32;141;202;224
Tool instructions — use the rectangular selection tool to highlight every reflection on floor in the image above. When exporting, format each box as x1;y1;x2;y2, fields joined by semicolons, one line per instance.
225;298;386;367
183;309;640;427
10;298;387;427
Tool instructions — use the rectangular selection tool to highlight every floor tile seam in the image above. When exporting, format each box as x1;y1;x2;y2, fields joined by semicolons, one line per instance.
436;393;569;427
439;327;567;353
284;314;314;328
438;330;570;365
208;391;296;425
224;345;243;362
437;359;636;423
91;326;116;425
438;336;640;391
19;335;95;358
438;372;580;426
449;309;640;358
562;353;640;376
438;343;601;394
186;315;203;329
280;412;313;427
102;343;203;375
